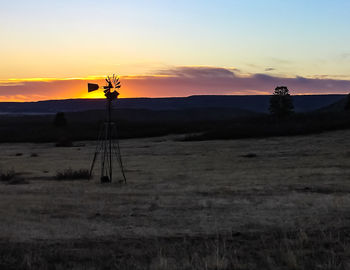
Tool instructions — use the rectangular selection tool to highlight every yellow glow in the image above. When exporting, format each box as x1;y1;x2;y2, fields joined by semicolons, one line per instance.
0;74;172;86
82;91;105;99
0;76;106;85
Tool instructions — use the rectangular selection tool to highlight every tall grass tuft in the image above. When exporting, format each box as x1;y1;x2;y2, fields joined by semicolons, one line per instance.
0;169;28;185
55;168;90;180
0;169;16;181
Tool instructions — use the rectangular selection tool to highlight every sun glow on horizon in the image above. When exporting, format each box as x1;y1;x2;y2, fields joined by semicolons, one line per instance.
82;91;106;99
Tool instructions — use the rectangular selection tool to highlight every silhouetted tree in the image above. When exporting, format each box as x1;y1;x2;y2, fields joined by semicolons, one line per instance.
53;112;67;127
53;112;72;146
269;86;294;117
345;93;350;111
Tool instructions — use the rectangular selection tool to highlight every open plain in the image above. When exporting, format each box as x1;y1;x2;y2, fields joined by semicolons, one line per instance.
1;130;350;269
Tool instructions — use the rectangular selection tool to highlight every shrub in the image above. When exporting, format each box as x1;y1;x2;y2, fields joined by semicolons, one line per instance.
0;169;28;184
0;169;16;181
7;177;29;185
55;137;73;147
53;112;67;127
241;153;257;158
55;168;90;180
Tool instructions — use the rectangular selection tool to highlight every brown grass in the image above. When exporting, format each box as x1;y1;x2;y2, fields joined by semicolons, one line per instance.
0;229;349;269
0;129;350;268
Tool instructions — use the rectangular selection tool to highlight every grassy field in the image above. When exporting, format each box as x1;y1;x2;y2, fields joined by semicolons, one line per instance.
1;130;350;269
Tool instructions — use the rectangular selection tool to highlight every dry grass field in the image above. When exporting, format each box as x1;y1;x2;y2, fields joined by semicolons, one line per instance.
1;130;350;269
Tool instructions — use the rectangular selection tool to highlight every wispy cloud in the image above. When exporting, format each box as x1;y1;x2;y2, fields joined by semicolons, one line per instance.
0;67;349;101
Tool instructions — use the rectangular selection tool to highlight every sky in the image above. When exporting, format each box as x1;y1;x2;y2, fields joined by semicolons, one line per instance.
0;0;350;101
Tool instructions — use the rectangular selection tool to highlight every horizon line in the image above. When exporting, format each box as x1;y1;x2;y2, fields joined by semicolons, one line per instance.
0;93;347;103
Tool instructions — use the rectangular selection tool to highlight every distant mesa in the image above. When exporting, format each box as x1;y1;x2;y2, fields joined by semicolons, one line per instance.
0;94;346;115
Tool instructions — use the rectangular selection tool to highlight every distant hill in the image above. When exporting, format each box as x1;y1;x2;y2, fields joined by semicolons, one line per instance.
317;95;349;112
0;95;345;114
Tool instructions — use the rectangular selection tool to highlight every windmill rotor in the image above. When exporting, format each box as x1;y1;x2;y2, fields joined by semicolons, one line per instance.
88;74;121;100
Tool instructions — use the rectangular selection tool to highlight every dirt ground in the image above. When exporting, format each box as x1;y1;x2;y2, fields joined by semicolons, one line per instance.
1;130;350;268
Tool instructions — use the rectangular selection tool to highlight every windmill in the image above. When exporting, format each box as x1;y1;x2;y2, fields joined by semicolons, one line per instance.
87;75;126;183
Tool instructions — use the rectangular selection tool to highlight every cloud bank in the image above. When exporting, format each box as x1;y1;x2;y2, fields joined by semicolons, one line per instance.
1;67;350;101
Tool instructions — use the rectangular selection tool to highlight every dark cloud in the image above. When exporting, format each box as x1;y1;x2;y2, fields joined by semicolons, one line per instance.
265;67;275;72
159;66;235;79
120;67;350;97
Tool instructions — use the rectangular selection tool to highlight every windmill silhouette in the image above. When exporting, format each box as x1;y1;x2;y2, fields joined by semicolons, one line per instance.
87;75;126;183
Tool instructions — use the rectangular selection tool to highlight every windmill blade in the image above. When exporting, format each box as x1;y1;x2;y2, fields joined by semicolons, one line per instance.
113;77;118;86
113;76;121;89
112;75;118;86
